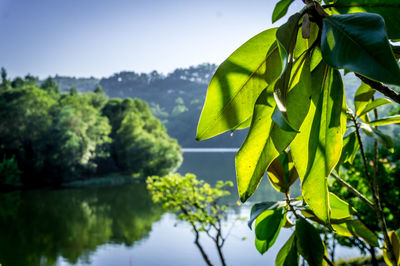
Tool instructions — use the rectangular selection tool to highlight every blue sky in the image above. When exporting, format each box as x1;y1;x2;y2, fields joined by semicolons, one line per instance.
0;0;302;78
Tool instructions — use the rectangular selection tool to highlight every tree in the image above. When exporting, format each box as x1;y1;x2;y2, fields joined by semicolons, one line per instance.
196;1;400;265
146;173;233;266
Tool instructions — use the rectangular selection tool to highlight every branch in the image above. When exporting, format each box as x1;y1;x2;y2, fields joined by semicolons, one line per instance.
355;74;400;104
330;172;375;210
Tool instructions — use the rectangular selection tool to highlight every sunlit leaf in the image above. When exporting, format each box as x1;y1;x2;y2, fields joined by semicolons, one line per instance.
321;13;400;86
383;231;400;266
329;192;354;220
367;115;400;126
254;208;285;254
236;58;311;202
332;220;379;247
276;232;298;266
272;0;295;23
328;0;400;39
354;82;375;117
196;28;278;140
296;218;324;266
358;98;392;117
290;64;346;224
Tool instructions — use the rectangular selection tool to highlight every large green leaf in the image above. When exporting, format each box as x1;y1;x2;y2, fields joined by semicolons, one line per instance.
254;208;285;254
196;28;278;141
321;13;400;86
276;232;298;266
290;64;347;224
236;58;311;202
272;0;295;23
359;98;392;117
296;218;324;266
367;115;400;126
332;220;379;247
329;0;400;39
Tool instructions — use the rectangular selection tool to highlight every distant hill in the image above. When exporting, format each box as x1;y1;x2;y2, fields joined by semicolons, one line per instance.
49;64;378;148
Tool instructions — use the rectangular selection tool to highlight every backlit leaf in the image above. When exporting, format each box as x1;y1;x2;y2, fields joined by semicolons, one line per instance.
321;13;400;86
367;115;400;126
248;201;280;229
332;220;379;247
383;231;400;266
361;123;394;149
236;58;311;202
196;28;278;140
358;98;392;117
267;151;299;193
290;64;347;224
272;0;295;23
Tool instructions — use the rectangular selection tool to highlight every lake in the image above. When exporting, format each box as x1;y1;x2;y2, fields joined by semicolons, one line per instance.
0;150;359;266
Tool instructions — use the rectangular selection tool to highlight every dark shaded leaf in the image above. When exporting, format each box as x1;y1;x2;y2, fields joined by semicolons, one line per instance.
321;13;400;86
296;218;324;266
276;232;298;266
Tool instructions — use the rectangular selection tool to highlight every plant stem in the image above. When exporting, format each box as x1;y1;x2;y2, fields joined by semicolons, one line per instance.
356;74;400;104
323;255;334;266
351;114;397;266
330;172;375;209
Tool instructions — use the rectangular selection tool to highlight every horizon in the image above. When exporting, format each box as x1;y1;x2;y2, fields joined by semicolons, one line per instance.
0;0;301;79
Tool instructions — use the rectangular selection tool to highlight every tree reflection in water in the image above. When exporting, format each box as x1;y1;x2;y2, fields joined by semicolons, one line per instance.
0;183;164;266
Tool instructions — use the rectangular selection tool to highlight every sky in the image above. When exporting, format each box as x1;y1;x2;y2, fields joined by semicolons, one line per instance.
0;0;302;79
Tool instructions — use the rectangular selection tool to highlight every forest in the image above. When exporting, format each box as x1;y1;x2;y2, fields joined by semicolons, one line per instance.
0;69;182;187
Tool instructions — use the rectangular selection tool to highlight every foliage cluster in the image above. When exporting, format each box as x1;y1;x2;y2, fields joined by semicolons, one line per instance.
196;0;400;265
147;173;233;266
0;70;182;185
0;156;21;186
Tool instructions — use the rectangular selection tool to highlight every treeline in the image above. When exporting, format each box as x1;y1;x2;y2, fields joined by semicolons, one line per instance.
52;64;249;147
0;69;182;186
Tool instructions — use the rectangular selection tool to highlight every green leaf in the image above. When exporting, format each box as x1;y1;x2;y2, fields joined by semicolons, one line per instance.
329;0;400;39
254;208;285;254
196;28;278;141
337;132;359;167
290;64;347;224
275;13;302;112
354;82;375;116
272;0;295;23
321;13;400;86
271;107;300;133
267;151;298;193
359;98;392;117
329;192;354;220
361;123;394;149
332;220;379;247
236;58;312;202
383;231;400;266
276;232;298;266
296;218;324;266
367;115;400;126
248;201;280;229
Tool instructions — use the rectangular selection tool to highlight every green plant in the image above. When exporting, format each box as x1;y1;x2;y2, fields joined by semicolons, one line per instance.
196;0;400;265
0;155;21;186
146;173;233;266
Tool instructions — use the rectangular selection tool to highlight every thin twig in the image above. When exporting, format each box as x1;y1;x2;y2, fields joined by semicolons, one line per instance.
324;255;335;266
356;74;400;104
351;113;398;266
330;172;375;209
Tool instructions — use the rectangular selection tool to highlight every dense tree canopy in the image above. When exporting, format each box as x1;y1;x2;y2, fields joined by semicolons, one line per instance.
0;73;182;185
